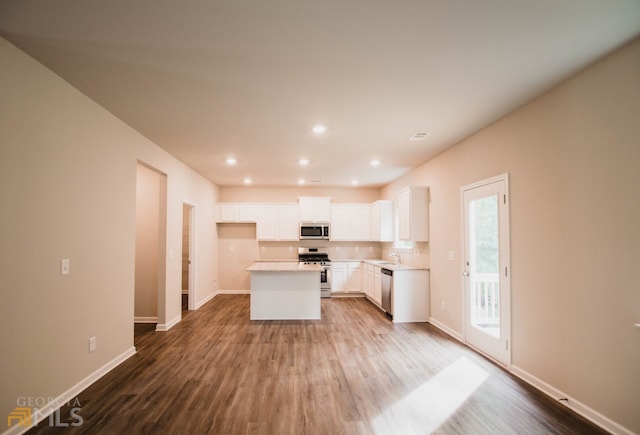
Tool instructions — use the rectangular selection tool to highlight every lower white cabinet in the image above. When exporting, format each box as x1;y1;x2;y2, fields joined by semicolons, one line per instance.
363;264;374;299
331;261;362;293
391;270;430;323
373;266;382;305
363;263;382;304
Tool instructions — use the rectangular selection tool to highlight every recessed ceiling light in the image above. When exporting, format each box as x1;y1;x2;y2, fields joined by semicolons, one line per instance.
226;157;237;165
312;124;327;135
299;158;309;166
370;159;381;167
298;179;306;185
351;179;359;185
243;177;252;185
408;132;431;141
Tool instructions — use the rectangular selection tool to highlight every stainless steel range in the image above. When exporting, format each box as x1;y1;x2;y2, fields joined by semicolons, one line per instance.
298;247;331;298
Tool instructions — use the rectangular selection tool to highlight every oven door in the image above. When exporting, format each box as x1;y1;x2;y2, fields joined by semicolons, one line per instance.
320;265;331;290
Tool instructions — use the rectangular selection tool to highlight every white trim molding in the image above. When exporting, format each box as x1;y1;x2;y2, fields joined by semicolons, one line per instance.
216;289;250;295
428;317;464;342
425;318;632;434
133;316;158;324
155;315;181;332
3;347;136;435
510;365;634;435
193;291;217;309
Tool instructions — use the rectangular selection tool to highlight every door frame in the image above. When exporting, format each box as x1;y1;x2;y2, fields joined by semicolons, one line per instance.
460;173;512;366
182;200;197;311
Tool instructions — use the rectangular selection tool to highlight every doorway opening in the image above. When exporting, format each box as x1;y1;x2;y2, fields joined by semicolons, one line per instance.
182;202;196;312
462;174;511;366
134;162;167;328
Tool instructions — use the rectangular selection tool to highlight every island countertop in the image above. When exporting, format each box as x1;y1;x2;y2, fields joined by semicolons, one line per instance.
246;262;324;272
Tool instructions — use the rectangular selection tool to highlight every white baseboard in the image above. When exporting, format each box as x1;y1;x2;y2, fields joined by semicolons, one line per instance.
427;319;631;434
133;316;158;324
155;314;181;332
3;346;136;435
428;316;464;342
330;291;365;298
194;291;217;309
216;289;250;295
510;366;633;435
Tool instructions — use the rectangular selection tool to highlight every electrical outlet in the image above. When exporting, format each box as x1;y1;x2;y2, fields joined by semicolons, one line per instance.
441;301;446;311
89;336;96;352
448;250;456;261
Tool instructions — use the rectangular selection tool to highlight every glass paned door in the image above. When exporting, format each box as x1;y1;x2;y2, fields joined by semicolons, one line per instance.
463;175;511;365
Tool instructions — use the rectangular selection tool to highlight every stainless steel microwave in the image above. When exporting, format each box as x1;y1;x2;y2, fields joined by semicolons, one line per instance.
299;223;330;240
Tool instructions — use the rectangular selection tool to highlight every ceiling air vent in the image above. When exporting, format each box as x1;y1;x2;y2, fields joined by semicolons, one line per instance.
408;132;431;141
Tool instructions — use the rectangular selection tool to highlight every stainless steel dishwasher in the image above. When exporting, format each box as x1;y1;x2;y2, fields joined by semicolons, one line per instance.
381;268;393;314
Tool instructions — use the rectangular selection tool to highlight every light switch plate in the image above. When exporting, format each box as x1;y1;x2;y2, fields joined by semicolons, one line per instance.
61;259;70;275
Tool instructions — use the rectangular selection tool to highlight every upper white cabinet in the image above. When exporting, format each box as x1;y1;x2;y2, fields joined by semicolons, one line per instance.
298;197;331;222
370;200;393;242
217;204;259;223
217;203;299;240
330;204;371;241
397;186;429;242
276;205;300;240
256;204;299;241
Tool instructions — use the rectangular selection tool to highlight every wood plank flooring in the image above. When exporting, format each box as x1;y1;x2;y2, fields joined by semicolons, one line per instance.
28;295;606;434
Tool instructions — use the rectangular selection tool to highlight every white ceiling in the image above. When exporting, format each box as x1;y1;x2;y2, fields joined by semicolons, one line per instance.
1;1;639;187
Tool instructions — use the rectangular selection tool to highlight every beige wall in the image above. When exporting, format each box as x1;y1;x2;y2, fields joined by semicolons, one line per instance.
382;38;640;432
219;186;381;203
0;37;219;423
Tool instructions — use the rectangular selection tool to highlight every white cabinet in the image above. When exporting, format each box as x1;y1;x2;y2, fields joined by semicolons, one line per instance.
257;204;299;241
330;204;371;241
217;203;259;222
217;203;298;240
370;200;393;242
363;263;375;299
299;197;331;222
373;266;382;305
397;186;429;242
392;270;430;323
277;205;300;240
330;205;351;241
351;205;371;240
331;261;362;293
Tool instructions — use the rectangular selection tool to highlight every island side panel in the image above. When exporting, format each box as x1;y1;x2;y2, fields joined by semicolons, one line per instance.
250;271;321;320
392;270;430;323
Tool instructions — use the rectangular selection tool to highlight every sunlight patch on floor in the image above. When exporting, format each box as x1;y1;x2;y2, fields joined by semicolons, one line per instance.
371;357;489;434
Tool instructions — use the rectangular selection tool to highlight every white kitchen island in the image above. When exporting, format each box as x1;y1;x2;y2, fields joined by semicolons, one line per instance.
247;262;323;320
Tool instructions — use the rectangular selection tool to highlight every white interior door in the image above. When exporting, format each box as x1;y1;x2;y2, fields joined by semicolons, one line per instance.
462;174;511;365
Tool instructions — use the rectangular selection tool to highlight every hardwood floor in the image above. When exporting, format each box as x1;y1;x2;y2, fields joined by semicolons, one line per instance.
28;295;605;434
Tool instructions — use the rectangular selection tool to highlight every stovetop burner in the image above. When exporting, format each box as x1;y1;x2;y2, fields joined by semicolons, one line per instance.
298;247;330;263
298;253;330;263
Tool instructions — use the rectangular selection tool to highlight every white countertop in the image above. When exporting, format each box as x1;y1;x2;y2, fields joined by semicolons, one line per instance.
247;262;324;272
360;259;429;271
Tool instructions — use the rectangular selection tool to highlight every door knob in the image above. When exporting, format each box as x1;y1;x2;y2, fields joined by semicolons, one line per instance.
463;271;470;277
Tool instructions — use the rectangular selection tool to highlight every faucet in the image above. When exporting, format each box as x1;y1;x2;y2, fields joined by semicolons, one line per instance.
388;252;401;264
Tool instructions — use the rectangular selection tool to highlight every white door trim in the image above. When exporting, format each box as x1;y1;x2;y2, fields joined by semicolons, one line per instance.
182;200;197;311
460;173;512;366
